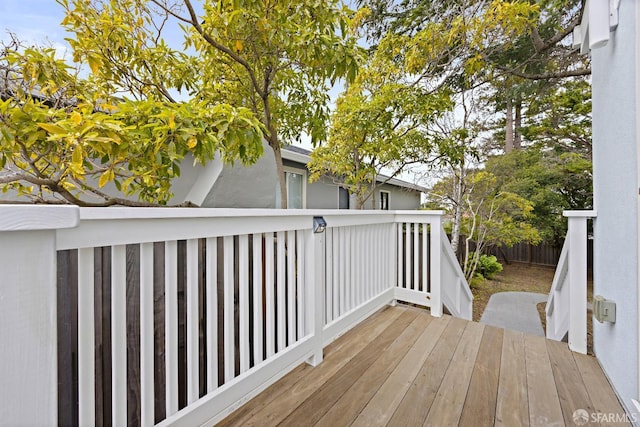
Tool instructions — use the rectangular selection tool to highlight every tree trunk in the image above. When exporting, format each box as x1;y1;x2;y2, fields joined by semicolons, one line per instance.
262;89;287;209
371;184;376;210
505;96;514;153
514;97;522;150
450;172;463;254
271;142;288;209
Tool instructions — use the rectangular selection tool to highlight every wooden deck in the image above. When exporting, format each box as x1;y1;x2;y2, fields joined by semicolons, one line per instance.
219;305;628;427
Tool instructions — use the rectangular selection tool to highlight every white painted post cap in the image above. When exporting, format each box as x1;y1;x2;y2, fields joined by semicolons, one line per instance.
563;210;597;218
0;205;80;231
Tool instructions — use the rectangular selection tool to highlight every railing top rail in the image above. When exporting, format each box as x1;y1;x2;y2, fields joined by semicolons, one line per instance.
51;208;445;250
439;231;474;301
0;204;79;231
546;236;570;313
75;207;445;221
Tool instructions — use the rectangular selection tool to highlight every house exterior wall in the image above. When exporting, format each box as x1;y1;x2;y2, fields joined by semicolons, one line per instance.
202;145;278;208
377;183;421;210
307;176;342;209
591;0;639;412
202;150;423;210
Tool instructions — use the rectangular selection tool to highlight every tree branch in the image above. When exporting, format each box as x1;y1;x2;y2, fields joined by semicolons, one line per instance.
497;65;591;80
530;15;581;55
172;0;266;99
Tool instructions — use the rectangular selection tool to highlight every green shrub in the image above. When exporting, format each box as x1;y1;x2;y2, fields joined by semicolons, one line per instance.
467;252;503;280
469;274;485;289
478;254;503;279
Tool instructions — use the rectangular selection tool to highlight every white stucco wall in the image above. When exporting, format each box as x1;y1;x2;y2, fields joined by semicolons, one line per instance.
591;0;639;413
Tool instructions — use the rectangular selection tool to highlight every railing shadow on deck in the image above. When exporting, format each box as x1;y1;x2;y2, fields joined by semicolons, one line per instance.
0;207;472;426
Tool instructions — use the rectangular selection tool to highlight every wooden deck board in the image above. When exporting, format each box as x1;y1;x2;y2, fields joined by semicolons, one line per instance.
220;305;627;427
351;315;450;427
386;316;468;426
315;313;432;426
278;309;419;426
423;321;485;426
219;305;404;427
547;338;596;426
573;352;628;425
524;334;564;427
458;325;503;426
496;329;530;426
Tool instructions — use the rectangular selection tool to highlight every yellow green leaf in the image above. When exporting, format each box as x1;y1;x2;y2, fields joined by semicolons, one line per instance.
235;39;243;52
88;55;100;74
72;145;83;166
38;123;67;135
106;131;122;144
71;111;82;125
98;170;111;187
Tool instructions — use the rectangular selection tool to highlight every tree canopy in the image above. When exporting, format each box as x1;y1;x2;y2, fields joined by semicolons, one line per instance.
0;40;263;205
60;0;361;208
1;0;361;206
308;33;456;209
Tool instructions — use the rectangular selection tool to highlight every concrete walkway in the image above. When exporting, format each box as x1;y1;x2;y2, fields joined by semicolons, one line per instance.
480;292;548;336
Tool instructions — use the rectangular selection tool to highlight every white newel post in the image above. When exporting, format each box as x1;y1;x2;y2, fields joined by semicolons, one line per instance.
430;215;443;317
565;210;595;354
0;205;79;425
305;227;325;366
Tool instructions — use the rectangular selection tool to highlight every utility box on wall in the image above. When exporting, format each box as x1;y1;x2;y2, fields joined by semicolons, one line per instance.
593;295;616;323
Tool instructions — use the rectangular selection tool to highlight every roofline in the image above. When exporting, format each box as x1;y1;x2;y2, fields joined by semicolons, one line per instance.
281;146;428;194
281;148;311;165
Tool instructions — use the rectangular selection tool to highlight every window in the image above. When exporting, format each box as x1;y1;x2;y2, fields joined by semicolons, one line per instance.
339;187;350;209
276;167;306;208
380;191;390;210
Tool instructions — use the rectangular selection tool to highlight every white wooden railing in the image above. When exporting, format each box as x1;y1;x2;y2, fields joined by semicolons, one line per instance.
0;206;471;426
546;210;596;354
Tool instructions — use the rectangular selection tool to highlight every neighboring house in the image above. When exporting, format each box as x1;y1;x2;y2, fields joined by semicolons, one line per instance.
0;140;425;209
575;0;640;417
198;144;426;210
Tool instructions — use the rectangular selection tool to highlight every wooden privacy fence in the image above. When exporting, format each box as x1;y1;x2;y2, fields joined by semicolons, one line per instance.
0;207;472;426
454;236;593;268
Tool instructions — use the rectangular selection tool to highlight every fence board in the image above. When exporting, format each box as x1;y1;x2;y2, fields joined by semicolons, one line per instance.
153;242;166;423
125;245;141;427
453;235;592;268
97;247;113;427
57;250;78;427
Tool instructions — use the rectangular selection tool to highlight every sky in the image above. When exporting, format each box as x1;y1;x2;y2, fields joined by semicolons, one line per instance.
0;1;70;54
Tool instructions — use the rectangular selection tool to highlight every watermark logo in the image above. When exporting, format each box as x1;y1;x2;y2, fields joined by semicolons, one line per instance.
572;407;636;425
572;409;590;425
